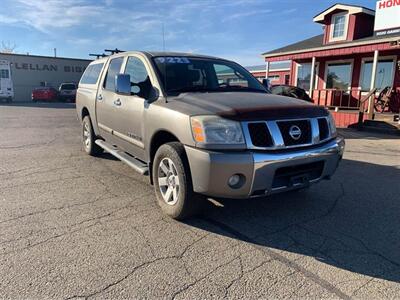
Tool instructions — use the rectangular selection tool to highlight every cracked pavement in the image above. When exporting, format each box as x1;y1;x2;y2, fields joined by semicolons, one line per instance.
1;103;400;299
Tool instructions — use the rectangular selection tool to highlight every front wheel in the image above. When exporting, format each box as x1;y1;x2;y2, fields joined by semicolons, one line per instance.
153;142;205;220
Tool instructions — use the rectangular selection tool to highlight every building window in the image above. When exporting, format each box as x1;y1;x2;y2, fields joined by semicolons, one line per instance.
0;69;9;79
326;62;352;90
255;76;265;82
268;75;280;82
360;59;395;92
330;12;348;41
285;74;290;85
296;63;318;91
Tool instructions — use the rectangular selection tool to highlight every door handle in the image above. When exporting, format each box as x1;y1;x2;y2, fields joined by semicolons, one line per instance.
97;94;103;101
114;99;121;106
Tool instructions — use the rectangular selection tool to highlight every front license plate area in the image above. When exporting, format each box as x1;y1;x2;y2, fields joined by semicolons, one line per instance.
289;174;310;187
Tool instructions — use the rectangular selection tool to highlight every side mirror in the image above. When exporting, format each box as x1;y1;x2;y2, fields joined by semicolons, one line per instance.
115;74;131;95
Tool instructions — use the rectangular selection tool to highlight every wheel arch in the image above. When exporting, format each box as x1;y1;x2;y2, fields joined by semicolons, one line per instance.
149;130;181;185
81;107;90;120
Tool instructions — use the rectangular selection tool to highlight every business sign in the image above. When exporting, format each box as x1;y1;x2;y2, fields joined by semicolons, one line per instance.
374;0;400;36
13;62;85;73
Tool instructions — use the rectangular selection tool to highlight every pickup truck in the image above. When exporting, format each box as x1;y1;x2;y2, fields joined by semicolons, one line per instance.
76;51;345;220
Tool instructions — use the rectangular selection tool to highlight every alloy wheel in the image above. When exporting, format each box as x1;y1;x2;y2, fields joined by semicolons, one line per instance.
158;158;180;205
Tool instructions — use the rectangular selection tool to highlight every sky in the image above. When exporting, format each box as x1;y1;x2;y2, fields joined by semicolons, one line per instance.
0;0;376;66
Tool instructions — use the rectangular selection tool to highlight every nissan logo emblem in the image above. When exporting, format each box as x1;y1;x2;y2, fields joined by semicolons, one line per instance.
289;125;302;140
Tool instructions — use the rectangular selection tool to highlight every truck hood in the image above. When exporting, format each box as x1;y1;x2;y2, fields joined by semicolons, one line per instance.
166;92;328;121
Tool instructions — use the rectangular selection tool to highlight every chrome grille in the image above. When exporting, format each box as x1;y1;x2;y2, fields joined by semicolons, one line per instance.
243;117;332;150
247;123;273;147
317;118;330;141
277;120;311;146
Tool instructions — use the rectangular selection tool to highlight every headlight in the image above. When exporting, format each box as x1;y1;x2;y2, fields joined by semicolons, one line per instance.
327;112;337;137
191;116;244;144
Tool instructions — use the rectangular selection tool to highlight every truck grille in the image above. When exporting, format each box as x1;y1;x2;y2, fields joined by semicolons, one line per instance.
247;123;273;147
277;120;311;146
243;117;333;150
318;118;329;141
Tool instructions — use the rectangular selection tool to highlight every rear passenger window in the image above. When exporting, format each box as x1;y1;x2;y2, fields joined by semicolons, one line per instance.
80;63;104;85
104;57;124;91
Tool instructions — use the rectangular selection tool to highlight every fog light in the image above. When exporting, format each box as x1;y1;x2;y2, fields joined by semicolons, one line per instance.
228;174;245;189
228;175;240;187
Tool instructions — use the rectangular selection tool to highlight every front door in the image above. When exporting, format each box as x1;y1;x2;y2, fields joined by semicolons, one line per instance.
111;56;151;159
96;56;124;139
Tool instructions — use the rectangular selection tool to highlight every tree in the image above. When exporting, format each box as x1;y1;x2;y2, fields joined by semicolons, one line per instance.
0;41;17;54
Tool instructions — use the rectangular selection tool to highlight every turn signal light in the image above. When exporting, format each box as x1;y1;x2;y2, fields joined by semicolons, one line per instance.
191;119;205;142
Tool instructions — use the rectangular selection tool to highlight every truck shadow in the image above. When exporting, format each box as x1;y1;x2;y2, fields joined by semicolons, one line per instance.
186;158;400;283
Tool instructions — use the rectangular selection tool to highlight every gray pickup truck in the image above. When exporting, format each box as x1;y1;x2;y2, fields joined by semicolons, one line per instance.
76;51;345;219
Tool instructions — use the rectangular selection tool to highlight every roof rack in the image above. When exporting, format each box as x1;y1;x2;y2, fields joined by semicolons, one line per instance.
104;48;125;55
89;53;107;59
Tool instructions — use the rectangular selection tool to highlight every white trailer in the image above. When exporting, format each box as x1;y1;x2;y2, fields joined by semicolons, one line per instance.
0;60;14;102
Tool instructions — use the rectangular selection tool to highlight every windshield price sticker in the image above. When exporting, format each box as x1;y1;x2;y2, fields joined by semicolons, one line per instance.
156;57;191;64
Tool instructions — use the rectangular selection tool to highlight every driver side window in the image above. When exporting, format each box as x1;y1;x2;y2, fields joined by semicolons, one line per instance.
124;57;150;96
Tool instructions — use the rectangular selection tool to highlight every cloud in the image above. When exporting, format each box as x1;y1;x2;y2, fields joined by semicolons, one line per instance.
0;14;19;24
6;0;105;33
222;9;272;21
0;0;295;60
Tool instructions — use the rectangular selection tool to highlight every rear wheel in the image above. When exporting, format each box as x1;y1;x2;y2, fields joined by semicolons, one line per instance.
153;142;205;220
82;115;103;156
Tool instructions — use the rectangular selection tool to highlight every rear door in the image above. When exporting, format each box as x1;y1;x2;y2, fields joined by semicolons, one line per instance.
96;57;124;138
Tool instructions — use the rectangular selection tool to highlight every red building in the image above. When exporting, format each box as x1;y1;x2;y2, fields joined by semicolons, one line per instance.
262;2;400;127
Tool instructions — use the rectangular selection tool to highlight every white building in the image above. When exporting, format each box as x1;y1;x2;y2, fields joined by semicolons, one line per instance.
0;53;91;102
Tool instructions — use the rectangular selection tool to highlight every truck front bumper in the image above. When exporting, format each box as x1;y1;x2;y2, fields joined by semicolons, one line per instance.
185;136;345;199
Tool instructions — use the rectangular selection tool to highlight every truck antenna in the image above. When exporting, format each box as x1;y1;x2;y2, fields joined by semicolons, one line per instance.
162;23;168;103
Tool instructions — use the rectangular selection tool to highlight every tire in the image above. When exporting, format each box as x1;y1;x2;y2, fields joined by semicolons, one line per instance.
152;142;205;220
82;115;103;156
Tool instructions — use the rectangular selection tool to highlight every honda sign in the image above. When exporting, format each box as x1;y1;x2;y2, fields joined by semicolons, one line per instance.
374;0;400;36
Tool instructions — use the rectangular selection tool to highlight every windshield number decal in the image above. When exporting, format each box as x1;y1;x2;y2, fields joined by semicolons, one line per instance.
156;57;191;64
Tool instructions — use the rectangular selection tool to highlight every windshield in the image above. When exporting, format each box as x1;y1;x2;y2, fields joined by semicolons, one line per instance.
60;84;76;90
152;56;268;96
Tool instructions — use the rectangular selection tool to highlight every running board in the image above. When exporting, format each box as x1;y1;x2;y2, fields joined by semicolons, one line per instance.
95;140;149;175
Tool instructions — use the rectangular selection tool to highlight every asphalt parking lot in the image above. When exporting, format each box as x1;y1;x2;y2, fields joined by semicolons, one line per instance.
0;103;399;299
